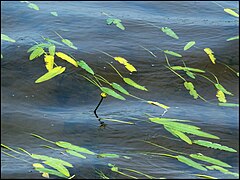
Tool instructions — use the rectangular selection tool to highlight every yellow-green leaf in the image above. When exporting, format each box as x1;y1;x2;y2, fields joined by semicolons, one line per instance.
125;63;137;72
114;56;128;64
100;87;126;100
193;140;237;152
28;3;39;10
214;83;233;96
97;153;120;158
51;11;58;17
43;160;70;177
35;167;67;178
165;128;192;144
216;90;226;103
227;35;239;41
44;55;54;71
111;82;130;95
161;27;179;39
224;8;239;17
56;52;78;67
204;48;216;64
123;78;148;91
29;47;45;60
184;41;195;51
35;66;66;83
66;150;86;159
48;45;56;56
177;155;207;171
62;39;77;50
164;50;182;57
218;103;239;107
1;34;16;42
147;101;169;110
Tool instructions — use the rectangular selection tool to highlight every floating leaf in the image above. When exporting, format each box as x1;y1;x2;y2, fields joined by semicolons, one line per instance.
43;160;70;177
224;8;239;17
29;47;45;60
214;83;233;96
106;18;114;25
43;37;63;46
50;11;58;16
216;90;226;103
97;153;120;158
166;128;192;144
149;117;192;123
66;149;86;159
161;27;179;39
77;60;94;75
113;19;122;24
35;167;67;178
100;87;126;100
56;52;78;67
194;174;218;179
147;101;169;110
184;82;198;99
123;78;148;91
27;43;51;53
55;141;96;155
33;163;49;178
171;66;205;73
164;50;182;57
193;140;237;152
115;22;125;30
204;48;216;64
218;103;239;107
184;41;195;51
44;55;54;71
114;57;128;64
48;45;56;56
1;34;16;42
190;153;231;168
177;155;207;171
124;63;137;72
62;39;78;50
27;3;39;10
111;82;130;95
227;35;239;41
35;66;66;83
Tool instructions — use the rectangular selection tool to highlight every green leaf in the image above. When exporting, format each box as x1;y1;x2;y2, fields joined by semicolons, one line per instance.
218;103;239;107
193;140;237;152
164;50;182;57
165;128;192;144
161;27;179;39
77;60;94;75
186;71;195;79
97;153;120;158
106;18;114;25
100;87;126;100
35;167;68;178
227;35;239;41
43;160;70;177
55;141;96;155
51;12;58;16
111;82;130;95
115;22;125;30
48;45;56;56
190;153;231;168
184;82;199;99
27;3;39;10
123;77;148;91
62;39;78;50
66;150;86;159
31;154;73;167
113;19;122;24
194;174;218;179
224;8;239;17
29;47;45;60
149;117;192;123
43;37;63;46
171;66;205;73
1;34;16;42
27;43;51;53
177;155;207;171
35;66;66;83
206;165;239;177
214;83;233;96
184;41;195;51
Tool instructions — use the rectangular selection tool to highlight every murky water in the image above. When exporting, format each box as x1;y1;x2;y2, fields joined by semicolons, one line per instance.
1;1;239;179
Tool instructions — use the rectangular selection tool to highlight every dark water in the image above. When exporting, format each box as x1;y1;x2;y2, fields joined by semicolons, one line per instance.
1;1;239;179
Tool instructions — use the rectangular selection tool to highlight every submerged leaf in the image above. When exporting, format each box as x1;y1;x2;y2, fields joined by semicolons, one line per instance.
190;153;231;168
106;18;114;25
1;34;16;42
218;103;239;107
224;8;239;17
100;87;126;100
161;27;179;39
115;22;125;30
35;66;66;83
171;66;205;73
193;140;237;152
177;155;207;171
184;41;195;51
77;60;94;75
123;78;148;91
44;55;54;71
27;3;39;10
56;52;78;67
186;71;195;79
97;153;120;158
50;11;58;16
29;47;45;60
227;35;239;41
194;174;218;179
62;39;77;50
48;45;56;56
164;50;182;57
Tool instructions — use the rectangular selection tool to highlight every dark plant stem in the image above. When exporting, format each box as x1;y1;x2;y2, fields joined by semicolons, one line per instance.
94;96;104;125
